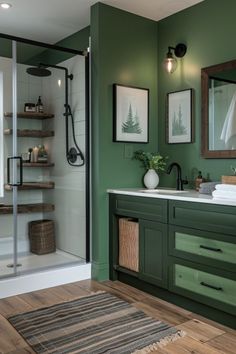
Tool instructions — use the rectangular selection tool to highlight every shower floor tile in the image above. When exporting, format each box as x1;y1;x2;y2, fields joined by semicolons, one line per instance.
0;250;85;277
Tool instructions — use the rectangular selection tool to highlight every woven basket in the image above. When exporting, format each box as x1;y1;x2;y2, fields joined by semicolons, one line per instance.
118;218;139;272
221;176;236;185
29;219;55;255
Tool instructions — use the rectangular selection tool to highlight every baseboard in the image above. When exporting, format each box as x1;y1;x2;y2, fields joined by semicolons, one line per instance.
0;263;91;299
91;261;109;280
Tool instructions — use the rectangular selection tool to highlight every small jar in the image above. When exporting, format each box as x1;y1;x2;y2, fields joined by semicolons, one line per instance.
24;103;36;112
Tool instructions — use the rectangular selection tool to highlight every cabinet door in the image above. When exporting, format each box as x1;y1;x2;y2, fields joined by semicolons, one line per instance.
139;220;167;288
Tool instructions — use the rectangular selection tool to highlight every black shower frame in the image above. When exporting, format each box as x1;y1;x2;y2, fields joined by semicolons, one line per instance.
0;32;90;264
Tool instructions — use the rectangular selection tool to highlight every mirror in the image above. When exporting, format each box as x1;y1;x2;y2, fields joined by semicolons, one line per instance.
201;59;236;158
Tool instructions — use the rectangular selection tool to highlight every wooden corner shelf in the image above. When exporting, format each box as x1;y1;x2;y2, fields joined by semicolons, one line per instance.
4;129;54;138
5;182;55;191
0;203;55;214
4;112;54;120
22;162;55;167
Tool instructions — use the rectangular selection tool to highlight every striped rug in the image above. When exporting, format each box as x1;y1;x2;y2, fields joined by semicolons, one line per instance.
8;291;184;354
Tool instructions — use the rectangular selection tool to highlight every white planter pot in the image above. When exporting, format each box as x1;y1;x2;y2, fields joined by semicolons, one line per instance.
143;169;159;189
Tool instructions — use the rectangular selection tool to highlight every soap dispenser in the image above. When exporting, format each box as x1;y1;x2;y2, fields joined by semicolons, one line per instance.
195;171;204;191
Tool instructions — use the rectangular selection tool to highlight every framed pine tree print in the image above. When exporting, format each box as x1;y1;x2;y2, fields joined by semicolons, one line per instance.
113;84;149;143
166;88;193;144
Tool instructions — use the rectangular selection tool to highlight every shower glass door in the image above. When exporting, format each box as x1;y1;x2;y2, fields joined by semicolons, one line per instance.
0;39;19;278
0;36;88;278
13;41;87;274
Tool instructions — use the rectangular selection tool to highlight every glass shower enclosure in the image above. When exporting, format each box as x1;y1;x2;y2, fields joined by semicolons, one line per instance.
0;35;89;279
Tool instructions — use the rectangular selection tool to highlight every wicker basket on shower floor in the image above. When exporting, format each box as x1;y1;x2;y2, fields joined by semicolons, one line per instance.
29;219;55;255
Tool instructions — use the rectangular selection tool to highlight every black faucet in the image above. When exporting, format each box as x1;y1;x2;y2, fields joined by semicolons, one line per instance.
166;162;188;190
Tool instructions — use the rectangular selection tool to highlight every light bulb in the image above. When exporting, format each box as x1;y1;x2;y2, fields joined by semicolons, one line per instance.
163;56;177;74
0;3;12;9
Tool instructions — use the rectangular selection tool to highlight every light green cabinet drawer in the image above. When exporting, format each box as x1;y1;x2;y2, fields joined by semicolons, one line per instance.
174;264;236;308
169;225;236;271
175;232;236;264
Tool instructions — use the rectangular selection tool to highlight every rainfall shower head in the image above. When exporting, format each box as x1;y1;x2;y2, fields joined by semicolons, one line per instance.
26;66;52;77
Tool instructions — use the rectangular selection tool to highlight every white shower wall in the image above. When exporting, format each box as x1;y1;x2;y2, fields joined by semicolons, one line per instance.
42;55;86;259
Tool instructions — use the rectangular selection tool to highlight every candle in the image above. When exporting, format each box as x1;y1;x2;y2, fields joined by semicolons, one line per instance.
32;146;39;163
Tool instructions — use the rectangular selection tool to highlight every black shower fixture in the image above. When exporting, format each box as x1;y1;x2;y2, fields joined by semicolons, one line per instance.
26;66;51;77
26;63;84;167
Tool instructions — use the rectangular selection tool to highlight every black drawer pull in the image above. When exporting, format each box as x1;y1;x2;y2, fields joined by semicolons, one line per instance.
200;281;222;291
200;245;222;253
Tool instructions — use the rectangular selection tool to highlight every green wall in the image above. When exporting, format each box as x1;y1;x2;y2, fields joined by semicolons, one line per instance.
90;3;158;279
157;0;236;188
45;0;236;280
56;26;90;52
30;26;90;65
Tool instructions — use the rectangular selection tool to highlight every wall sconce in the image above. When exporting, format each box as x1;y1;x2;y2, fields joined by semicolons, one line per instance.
163;43;187;74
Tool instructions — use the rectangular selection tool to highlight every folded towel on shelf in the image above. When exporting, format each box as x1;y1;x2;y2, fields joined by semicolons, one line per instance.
199;181;220;195
215;183;236;192
212;190;236;200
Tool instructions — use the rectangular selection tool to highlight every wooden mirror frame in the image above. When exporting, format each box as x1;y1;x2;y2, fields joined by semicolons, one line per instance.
201;59;236;158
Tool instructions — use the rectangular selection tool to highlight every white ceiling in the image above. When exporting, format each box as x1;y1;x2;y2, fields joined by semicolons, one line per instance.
0;0;204;44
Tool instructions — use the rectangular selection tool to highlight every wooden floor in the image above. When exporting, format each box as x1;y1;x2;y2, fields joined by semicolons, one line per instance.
0;280;235;354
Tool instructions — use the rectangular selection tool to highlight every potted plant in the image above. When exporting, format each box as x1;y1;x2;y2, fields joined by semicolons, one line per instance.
133;150;167;189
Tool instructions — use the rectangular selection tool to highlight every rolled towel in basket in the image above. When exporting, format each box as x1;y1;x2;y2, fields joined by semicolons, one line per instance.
212;189;236;200
215;183;236;192
199;181;220;195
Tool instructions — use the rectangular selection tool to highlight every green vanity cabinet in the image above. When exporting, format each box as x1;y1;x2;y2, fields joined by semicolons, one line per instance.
109;194;168;288
109;193;236;327
139;219;168;288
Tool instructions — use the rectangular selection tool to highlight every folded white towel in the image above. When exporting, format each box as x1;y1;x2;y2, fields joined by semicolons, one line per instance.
215;183;236;192
212;190;236;200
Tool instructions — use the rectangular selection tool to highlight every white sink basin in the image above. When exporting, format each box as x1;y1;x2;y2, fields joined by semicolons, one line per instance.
139;189;188;194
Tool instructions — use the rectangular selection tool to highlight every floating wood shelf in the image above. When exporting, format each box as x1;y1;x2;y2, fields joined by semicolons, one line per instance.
22;162;55;167
4;129;54;137
0;203;55;214
4;112;54;120
5;182;55;191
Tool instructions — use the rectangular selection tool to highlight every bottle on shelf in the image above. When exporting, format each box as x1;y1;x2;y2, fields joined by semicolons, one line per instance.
37;145;48;163
28;148;33;162
36;96;44;113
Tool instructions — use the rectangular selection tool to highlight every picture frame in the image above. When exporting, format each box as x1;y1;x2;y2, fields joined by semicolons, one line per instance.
166;88;193;144
113;84;149;143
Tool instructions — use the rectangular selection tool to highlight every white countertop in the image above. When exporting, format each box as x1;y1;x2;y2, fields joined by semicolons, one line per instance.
107;188;236;207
